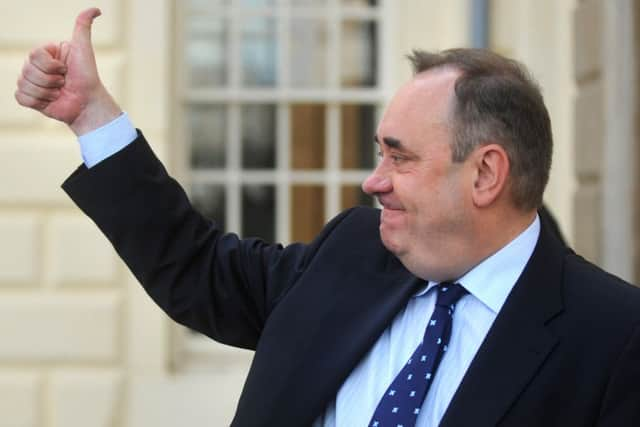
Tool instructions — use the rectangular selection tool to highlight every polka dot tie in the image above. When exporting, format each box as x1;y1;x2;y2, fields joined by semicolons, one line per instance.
368;282;468;427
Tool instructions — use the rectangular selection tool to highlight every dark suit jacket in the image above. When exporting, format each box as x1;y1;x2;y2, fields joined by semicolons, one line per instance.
62;134;640;426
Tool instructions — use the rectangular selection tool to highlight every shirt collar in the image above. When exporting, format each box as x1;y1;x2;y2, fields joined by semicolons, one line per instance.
413;215;540;314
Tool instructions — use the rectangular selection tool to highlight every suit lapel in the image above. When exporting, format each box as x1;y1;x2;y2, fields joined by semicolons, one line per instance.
440;225;566;427
295;266;422;420
235;233;423;427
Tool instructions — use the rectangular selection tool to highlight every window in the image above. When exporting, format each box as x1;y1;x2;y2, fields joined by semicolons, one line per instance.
174;0;388;369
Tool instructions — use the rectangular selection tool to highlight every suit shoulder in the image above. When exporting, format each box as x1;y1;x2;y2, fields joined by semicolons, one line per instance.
564;252;640;318
303;206;389;265
326;207;381;243
313;206;380;238
337;206;381;229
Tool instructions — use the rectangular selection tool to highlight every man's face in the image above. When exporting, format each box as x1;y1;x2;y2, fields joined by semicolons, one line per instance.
362;68;474;281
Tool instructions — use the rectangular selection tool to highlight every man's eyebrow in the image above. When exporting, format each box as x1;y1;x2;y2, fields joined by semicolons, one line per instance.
374;135;404;150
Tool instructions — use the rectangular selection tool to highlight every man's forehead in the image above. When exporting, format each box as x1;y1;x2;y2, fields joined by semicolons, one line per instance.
381;68;458;127
409;66;460;98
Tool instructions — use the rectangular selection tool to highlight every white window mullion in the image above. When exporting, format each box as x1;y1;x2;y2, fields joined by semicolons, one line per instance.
174;3;189;177
276;105;291;244
277;0;290;88
228;4;241;89
226;2;242;235
226;104;242;235
276;0;291;245
271;0;291;244
325;0;341;222
325;103;341;221
327;0;341;89
186;88;385;103
379;0;393;99
192;170;370;186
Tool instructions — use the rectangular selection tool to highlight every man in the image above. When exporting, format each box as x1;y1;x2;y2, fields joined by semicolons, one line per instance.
16;8;640;427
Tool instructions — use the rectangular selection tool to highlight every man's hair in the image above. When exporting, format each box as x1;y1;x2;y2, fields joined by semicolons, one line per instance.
407;48;552;211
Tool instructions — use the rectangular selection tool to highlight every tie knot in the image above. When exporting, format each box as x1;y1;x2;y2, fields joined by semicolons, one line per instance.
435;282;467;309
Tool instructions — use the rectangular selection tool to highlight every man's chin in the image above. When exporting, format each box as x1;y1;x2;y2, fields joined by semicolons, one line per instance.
379;226;406;256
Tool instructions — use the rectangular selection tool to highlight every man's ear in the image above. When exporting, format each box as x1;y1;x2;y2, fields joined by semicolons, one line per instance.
470;144;510;208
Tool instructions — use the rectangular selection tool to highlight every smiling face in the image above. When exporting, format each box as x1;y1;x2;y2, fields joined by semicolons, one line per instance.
362;68;476;281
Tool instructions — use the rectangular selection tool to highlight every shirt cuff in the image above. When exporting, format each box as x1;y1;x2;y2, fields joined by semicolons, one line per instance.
78;112;138;168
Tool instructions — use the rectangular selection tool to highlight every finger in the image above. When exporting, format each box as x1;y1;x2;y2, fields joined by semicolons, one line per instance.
15;90;50;111
22;60;65;89
16;75;61;102
43;42;61;59
72;8;101;46
29;47;67;74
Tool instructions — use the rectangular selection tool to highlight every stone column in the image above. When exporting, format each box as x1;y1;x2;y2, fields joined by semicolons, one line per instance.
573;0;638;284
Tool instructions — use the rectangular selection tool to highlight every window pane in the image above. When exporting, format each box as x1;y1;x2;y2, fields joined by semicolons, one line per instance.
242;104;276;169
341;185;373;210
341;20;377;87
291;185;325;242
242;17;277;87
341;104;375;169
291;104;326;169
191;184;226;232
242;185;275;241
189;105;227;168
290;19;327;87
186;16;227;87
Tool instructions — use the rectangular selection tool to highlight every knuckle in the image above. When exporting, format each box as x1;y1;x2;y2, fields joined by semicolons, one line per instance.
16;76;26;90
28;48;40;62
44;90;59;101
14;91;32;108
45;73;61;88
21;60;31;76
22;65;35;81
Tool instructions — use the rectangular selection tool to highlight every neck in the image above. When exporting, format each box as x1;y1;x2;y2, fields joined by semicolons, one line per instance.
465;208;537;274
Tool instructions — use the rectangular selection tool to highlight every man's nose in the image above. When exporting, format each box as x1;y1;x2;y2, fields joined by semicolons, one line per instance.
362;169;392;195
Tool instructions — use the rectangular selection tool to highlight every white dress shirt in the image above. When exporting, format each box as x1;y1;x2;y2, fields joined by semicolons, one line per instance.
77;114;540;427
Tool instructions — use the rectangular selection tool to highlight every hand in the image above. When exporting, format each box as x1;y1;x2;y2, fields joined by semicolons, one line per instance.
15;8;121;135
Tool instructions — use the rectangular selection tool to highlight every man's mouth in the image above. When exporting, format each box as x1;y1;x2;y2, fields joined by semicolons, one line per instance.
378;198;405;226
378;196;404;211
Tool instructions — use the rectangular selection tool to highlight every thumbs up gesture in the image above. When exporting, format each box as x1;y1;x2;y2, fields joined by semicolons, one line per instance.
15;8;121;135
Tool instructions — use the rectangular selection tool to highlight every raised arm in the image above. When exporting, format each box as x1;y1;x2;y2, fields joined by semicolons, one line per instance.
15;7;120;135
14;9;329;350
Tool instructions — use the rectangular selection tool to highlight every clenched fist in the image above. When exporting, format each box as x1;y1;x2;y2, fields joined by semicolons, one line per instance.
15;8;121;135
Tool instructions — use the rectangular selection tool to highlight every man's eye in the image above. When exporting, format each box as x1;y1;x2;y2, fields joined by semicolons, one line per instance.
391;155;404;163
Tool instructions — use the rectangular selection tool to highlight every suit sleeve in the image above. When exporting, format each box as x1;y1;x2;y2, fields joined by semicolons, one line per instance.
62;132;353;350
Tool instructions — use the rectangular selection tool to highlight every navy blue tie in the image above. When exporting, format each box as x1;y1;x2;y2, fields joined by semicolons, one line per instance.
369;282;468;427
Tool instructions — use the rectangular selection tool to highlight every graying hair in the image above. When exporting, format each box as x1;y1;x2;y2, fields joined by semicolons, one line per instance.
408;48;552;211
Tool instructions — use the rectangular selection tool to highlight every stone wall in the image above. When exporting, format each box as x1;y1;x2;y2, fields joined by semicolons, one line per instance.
1;1;622;426
573;0;639;282
0;1;132;426
573;0;604;264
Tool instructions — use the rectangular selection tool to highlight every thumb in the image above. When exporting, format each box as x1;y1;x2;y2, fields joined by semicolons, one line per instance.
71;8;101;46
58;41;71;64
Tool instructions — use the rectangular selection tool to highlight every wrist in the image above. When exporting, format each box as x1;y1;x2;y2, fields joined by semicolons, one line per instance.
69;89;122;136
